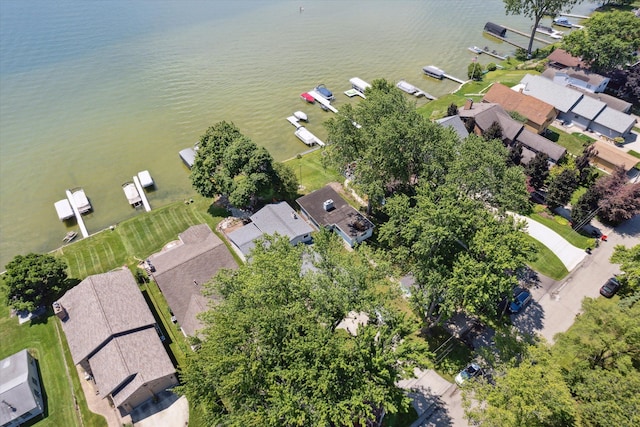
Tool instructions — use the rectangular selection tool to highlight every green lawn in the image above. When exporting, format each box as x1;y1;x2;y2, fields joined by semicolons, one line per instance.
55;196;229;279
285;148;344;193
0;290;106;427
529;213;596;250
416;69;536;120
544;127;589;156
523;234;569;281
628;150;640;160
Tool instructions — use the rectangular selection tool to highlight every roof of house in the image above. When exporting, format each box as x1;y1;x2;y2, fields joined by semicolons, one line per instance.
59;268;156;364
578;90;632;113
296;186;374;243
520;74;583;113
543;67;608;88
435;115;469;140
592;140;639;171
516;130;567;163
0;350;40;426
227;222;263;256
89;327;175;407
570;95;606;120
546;48;585;68
149;224;237;337
250;202;314;241
592;107;637;135
483;83;556;126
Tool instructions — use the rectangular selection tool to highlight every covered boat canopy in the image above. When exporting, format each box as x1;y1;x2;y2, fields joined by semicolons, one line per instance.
300;92;315;103
179;148;197;169
293;111;308;122
349;77;371;93
484;22;507;37
71;188;91;213
137;170;154;188
55;199;74;221
423;65;445;79
123;182;142;206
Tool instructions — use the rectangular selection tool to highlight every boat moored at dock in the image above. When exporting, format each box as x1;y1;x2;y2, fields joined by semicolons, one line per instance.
294;127;325;147
137;170;154;188
122;182;143;208
70;188;92;214
314;84;334;101
553;17;574;28
468;46;484;54
349;77;371;94
179;145;198;169
293;111;308;122
62;231;78;243
423;65;445;80
535;25;563;39
54;199;74;221
300;92;315;103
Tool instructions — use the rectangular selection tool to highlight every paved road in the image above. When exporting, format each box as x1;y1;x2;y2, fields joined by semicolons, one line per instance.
512;215;639;343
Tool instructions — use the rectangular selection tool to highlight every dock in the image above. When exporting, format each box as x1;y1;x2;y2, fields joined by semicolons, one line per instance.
483;30;528;50
65;189;89;238
344;88;365;98
442;73;466;84
133;176;151;212
500;24;553;45
396;80;437;100
294;127;325;147
482;48;507;60
286;115;303;128
307;90;338;113
559;13;589;19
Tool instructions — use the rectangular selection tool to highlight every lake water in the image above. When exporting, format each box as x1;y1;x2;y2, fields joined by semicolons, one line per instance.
0;0;600;267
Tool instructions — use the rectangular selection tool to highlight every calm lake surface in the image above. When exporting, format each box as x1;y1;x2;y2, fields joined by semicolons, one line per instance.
0;0;599;267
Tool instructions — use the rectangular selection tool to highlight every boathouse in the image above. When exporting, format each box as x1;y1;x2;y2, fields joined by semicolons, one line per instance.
484;22;507;38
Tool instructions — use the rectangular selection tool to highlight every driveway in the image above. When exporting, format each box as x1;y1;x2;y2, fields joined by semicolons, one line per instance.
516;215;587;271
512;215;639;343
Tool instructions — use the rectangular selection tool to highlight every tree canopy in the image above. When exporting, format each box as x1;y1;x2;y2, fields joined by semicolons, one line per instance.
526;151;550;190
324;78;455;213
611;244;640;292
378;183;535;328
593;167;640;225
562;10;640;72
503;0;583;55
177;232;416;426
2;253;68;312
190;121;297;210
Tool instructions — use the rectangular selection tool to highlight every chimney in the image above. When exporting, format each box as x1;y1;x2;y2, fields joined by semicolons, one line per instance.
323;199;335;211
519;87;524;93
53;301;68;321
464;98;474;110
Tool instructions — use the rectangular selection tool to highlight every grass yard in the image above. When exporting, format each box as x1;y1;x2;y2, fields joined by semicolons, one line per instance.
55;196;229;279
285;148;344;193
544;127;590;156
523;234;568;281
628;150;640;160
417;69;536;120
0;289;106;427
529;212;596;250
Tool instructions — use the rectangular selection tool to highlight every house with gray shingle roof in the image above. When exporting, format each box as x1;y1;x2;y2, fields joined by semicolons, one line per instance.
518;74;636;139
148;224;237;338
227;201;314;260
296;186;374;248
57;268;177;415
542;67;610;93
435;115;469;140
0;350;44;427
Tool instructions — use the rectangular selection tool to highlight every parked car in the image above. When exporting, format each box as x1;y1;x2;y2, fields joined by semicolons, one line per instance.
599;277;621;298
455;363;483;386
509;290;532;314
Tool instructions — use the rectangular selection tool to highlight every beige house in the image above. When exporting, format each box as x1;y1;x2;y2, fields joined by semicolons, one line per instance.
57;268;177;415
591;141;639;173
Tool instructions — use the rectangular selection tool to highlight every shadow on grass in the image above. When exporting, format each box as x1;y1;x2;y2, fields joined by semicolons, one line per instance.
20;356;49;427
140;290;179;369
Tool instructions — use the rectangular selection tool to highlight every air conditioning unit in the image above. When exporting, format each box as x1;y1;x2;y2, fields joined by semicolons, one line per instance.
323;199;335;211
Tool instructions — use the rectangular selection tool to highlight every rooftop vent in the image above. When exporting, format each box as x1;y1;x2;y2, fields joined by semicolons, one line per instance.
291;211;298;219
323;199;335;211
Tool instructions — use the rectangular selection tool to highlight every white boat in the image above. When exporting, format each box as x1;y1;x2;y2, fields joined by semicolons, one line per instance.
137;170;154;188
54;199;74;221
468;46;484;54
535;25;563;39
553;17;574;28
294;127;325;147
62;231;78;243
70;188;92;214
349;77;371;93
122;182;143;207
293;111;308;122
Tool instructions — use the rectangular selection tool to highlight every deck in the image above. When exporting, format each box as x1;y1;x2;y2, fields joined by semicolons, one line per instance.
65;189;89;238
307;90;338;113
286;115;303;129
396;80;437;100
133;176;152;212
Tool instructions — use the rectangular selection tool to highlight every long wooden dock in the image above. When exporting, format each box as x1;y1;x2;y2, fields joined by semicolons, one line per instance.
483;30;528;50
559;13;589;19
442;73;466;85
65;189;89;238
133;176;151;212
307;90;338;113
500;25;553;45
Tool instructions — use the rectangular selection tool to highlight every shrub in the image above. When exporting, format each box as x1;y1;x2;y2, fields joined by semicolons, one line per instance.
486;63;497;71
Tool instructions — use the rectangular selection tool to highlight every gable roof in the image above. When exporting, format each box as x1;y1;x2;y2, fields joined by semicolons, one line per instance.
296;186;374;244
149;224;237;337
435;115;469;140
592;107;637;135
547;48;585;68
89;328;175;407
227;222;263;256
577;90;632;113
516;130;567;163
250;202;314;241
519;74;583;113
59;268;156;364
571;95;607;120
0;350;41;427
592;141;639;172
483;83;556;126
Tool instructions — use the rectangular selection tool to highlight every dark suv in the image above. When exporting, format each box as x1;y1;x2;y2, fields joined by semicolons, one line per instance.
599;277;621;298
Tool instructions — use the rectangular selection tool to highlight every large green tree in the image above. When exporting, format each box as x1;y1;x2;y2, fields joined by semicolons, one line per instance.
503;0;583;56
178;232;415;426
2;253;68;312
379;183;534;328
610;243;640;292
190;121;297;210
562;11;640;72
325;78;455;213
545;168;578;210
526;151;550;190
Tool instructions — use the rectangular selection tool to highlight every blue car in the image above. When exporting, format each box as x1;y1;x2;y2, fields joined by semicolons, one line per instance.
509;291;532;313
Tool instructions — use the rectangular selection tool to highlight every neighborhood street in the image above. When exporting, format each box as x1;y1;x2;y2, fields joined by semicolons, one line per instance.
405;214;639;426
